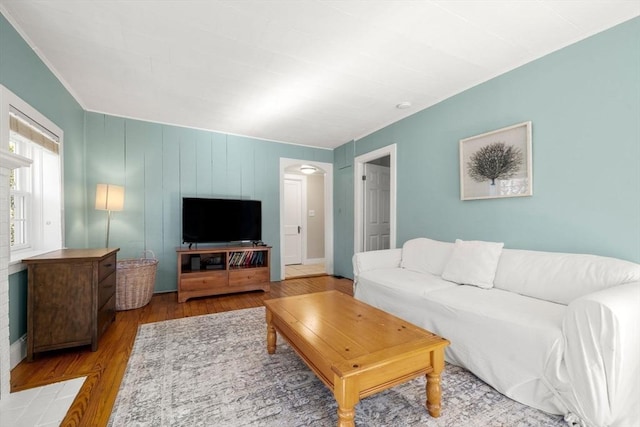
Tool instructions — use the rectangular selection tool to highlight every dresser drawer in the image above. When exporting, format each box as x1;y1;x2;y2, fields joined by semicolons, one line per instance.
229;268;269;287
181;271;228;291
98;294;115;337
98;254;117;282
98;271;116;308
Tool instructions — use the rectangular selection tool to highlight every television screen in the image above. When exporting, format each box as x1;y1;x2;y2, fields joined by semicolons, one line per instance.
182;197;262;244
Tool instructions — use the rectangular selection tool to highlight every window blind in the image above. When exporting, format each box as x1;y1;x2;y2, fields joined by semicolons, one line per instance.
9;106;59;154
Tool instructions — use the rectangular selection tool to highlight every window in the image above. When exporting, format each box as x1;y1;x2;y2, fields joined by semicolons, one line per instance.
9;135;30;249
1;85;64;265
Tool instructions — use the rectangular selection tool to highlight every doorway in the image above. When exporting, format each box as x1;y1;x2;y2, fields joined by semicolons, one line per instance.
354;144;397;253
279;159;334;280
283;174;305;266
364;158;391;251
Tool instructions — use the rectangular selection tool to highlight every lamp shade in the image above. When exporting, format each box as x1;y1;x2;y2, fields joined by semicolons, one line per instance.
95;184;124;211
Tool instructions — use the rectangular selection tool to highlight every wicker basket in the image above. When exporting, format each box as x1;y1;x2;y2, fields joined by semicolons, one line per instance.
116;250;158;311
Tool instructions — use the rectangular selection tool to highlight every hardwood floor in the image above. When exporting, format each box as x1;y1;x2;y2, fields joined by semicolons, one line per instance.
10;275;353;426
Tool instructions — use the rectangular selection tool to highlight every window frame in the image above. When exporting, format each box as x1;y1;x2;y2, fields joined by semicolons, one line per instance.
1;85;65;274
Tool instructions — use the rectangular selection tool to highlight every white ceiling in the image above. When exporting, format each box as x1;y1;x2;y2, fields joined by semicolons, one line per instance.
1;1;638;149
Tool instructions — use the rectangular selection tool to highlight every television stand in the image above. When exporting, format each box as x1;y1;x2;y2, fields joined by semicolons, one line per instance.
176;245;271;303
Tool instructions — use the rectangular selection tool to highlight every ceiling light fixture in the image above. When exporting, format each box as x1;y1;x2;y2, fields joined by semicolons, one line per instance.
300;165;317;175
396;101;412;109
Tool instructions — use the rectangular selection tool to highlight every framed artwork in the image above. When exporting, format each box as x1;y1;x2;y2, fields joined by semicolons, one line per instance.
459;121;532;200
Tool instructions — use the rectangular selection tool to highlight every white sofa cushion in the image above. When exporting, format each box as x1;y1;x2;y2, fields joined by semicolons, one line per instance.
400;237;454;276
354;269;458;336
420;285;567;414
494;249;640;304
358;268;456;298
355;282;568;415
441;239;504;289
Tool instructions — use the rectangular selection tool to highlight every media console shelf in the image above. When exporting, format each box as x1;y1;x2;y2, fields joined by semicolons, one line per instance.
176;245;271;303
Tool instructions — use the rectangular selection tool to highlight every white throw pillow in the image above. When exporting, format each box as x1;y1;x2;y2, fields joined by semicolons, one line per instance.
401;238;454;276
441;239;504;289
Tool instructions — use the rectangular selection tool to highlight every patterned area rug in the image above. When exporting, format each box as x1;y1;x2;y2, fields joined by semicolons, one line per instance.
109;307;566;426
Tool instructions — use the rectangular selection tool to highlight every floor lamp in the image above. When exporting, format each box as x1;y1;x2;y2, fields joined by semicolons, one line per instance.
95;183;124;248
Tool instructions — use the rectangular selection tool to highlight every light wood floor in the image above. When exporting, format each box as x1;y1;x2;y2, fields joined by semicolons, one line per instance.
10;275;353;426
284;262;326;279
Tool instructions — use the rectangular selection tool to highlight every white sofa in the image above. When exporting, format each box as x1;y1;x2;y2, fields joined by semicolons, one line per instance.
352;238;640;427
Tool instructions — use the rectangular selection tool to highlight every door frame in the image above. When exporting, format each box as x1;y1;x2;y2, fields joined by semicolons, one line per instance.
354;144;397;253
283;173;307;265
279;158;334;280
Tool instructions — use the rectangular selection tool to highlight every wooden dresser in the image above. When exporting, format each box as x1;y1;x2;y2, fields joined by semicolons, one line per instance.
23;248;119;361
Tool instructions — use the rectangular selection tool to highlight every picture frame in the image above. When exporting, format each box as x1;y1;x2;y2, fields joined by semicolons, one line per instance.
459;121;532;200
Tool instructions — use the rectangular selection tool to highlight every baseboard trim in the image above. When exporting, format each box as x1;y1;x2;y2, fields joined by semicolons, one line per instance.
10;334;26;369
304;258;325;265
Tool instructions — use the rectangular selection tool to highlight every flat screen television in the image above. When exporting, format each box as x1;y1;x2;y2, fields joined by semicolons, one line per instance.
182;197;262;244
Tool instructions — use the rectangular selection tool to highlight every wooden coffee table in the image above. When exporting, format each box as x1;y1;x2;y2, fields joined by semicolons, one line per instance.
264;290;449;426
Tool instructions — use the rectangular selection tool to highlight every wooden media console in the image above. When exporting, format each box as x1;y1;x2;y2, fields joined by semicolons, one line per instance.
176;245;271;302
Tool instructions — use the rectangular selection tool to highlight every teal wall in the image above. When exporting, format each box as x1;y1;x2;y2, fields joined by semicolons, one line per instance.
2;13;86;344
333;17;640;277
8;270;27;343
84;113;332;292
333;141;355;277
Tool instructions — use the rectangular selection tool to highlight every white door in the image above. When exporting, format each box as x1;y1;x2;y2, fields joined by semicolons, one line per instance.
283;178;303;265
364;163;391;251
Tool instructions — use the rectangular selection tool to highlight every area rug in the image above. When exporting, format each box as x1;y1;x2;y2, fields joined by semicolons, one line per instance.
109;307;566;426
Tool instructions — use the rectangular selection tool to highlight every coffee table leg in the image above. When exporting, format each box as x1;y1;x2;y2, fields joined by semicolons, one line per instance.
426;349;445;417
266;309;277;354
335;377;358;427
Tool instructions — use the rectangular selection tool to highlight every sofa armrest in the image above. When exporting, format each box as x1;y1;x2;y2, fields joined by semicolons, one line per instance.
561;281;640;427
352;248;402;280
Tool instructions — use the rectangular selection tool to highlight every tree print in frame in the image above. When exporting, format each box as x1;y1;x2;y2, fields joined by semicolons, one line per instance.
459;121;532;200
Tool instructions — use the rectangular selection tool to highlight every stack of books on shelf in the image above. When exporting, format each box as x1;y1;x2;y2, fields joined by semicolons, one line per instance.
229;251;265;268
